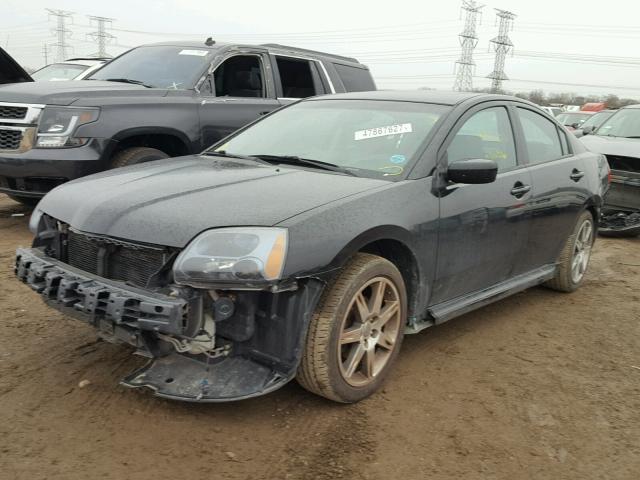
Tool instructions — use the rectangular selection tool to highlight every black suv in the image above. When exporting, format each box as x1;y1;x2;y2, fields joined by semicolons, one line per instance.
17;91;608;403
0;41;375;203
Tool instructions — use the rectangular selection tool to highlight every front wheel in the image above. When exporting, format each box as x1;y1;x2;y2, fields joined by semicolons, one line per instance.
110;147;169;169
545;210;595;292
297;253;407;403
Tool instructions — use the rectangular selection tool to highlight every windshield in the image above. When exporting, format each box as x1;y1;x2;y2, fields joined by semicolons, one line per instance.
581;111;615;130
208;99;448;179
89;45;214;89
556;112;591;126
595;109;640;137
32;63;87;81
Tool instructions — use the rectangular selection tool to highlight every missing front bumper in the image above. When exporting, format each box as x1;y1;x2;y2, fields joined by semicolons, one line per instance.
15;247;326;402
122;353;289;402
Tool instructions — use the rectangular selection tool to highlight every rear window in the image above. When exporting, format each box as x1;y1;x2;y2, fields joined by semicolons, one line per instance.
333;63;376;92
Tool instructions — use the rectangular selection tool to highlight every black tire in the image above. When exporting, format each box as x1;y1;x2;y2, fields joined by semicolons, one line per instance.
7;194;39;207
297;253;407;403
110;147;169;169
545;210;595;293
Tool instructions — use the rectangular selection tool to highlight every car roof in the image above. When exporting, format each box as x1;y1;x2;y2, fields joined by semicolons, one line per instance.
306;90;515;106
139;40;364;66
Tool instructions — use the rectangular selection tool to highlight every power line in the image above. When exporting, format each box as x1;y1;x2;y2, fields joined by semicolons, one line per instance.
453;0;485;92
46;9;74;62
486;8;516;93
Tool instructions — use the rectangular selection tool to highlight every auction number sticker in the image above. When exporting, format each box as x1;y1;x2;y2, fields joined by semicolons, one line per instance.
354;123;412;141
179;49;209;56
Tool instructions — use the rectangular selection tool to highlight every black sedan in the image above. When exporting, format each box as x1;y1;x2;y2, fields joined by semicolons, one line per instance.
17;91;609;403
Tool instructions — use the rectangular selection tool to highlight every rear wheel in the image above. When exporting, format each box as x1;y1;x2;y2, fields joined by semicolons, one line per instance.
110;147;169;169
297;253;407;403
545;210;595;292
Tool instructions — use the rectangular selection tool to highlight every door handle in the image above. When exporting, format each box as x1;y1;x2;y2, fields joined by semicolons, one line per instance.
570;169;585;182
510;182;531;198
259;111;271;116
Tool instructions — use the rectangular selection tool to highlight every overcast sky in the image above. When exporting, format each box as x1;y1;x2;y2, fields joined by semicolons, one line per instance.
3;0;640;98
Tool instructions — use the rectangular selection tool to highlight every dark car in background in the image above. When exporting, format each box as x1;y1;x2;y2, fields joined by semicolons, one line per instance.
16;91;608;403
581;105;640;236
0;40;375;204
0;46;33;85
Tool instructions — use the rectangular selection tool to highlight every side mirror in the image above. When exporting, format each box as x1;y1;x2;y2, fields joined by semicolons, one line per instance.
582;125;595;136
447;159;498;184
571;122;580;129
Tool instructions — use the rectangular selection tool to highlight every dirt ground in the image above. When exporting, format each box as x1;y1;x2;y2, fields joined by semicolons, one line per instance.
0;193;638;480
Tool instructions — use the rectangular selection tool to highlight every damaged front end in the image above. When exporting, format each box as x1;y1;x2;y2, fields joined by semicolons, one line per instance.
600;154;640;237
15;216;325;402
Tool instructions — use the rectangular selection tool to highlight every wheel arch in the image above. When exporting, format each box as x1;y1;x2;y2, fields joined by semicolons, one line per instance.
327;225;422;319
105;127;193;160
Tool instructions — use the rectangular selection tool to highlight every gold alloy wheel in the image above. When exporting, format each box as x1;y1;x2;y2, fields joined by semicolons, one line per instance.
338;276;402;387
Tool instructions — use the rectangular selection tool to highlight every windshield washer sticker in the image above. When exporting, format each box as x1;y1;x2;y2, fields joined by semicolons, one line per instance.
389;154;407;164
179;49;209;56
354;123;412;141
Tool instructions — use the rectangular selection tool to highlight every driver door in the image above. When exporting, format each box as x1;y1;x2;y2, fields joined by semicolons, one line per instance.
430;104;533;305
198;51;281;149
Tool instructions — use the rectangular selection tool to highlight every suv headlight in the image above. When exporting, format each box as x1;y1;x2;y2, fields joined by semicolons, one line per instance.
173;228;288;287
36;106;100;148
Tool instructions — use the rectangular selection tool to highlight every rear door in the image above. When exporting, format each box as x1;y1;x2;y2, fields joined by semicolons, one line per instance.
512;106;588;272
198;51;281;148
431;103;533;305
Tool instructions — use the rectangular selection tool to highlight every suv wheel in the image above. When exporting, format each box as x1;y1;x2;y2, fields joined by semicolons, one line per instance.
546;210;595;292
297;253;407;403
110;147;169;169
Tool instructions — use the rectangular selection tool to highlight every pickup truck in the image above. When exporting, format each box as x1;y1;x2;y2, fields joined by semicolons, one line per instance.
0;41;375;204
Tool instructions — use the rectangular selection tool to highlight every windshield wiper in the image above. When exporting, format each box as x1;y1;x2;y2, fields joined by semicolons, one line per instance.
251;154;357;176
103;78;153;88
202;150;270;165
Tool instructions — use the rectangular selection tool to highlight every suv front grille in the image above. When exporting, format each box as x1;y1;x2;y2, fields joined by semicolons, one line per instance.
66;229;175;288
0;105;27;120
0;129;22;150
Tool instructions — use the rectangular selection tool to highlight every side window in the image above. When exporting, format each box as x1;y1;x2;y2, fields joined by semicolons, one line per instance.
333;63;376;92
212;55;264;98
447;107;517;172
275;57;319;98
517;108;564;163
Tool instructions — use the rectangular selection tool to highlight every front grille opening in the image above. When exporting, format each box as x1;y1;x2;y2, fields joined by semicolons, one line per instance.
0;105;27;120
65;229;176;288
0;129;22;150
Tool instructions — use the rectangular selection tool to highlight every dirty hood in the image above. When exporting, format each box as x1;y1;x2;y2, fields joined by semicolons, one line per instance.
0;47;33;85
37;155;387;247
581;135;640;160
0;79;164;105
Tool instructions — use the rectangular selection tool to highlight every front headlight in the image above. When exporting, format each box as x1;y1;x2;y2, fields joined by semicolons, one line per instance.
36;106;100;148
173;228;288;287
